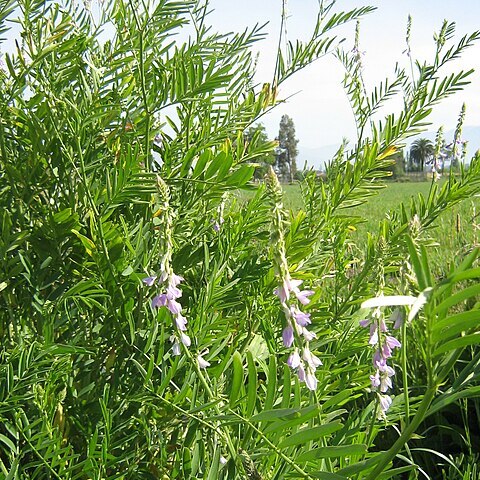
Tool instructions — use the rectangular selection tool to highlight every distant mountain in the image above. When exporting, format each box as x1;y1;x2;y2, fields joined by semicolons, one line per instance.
298;144;340;171
298;125;480;171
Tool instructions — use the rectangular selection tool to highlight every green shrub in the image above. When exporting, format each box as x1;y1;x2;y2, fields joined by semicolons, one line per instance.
1;1;480;478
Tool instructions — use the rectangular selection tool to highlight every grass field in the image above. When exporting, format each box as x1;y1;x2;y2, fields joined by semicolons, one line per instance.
241;180;480;271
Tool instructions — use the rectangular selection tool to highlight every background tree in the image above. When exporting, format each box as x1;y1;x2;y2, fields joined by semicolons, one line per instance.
409;137;434;172
244;123;276;179
277;114;299;182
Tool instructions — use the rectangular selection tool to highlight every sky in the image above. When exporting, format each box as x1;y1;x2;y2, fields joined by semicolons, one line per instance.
2;0;480;166
208;0;480;165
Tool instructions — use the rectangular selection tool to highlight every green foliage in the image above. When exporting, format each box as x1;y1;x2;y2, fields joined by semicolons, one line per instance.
386;150;405;178
1;0;480;479
244;123;276;180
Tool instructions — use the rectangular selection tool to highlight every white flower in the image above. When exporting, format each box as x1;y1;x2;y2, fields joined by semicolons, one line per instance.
305;369;318;391
287;350;301;369
379;394;393;417
197;354;210;369
302;346;322;369
180;332;191;347
172;342;181;356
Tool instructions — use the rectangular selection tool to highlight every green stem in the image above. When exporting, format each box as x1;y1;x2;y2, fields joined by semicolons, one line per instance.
313;390;333;473
128;0;152;169
365;387;436;480
182;346;238;463
365;395;379;448
229;410;314;480
272;0;287;85
401;318;410;425
132;341;238;462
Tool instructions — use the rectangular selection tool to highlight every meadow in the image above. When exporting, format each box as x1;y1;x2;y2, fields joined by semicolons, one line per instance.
240;179;480;271
350;182;479;258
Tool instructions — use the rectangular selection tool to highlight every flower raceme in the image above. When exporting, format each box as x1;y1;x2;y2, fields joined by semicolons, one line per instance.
359;305;401;418
267;167;320;391
359;293;429;418
274;278;319;391
142;176;198;359
144;271;191;355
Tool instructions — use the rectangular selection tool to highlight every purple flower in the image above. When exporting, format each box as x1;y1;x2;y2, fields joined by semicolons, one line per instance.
373;350;387;369
274;281;289;304
282;324;294;347
167;298;182;314
370;371;380;388
152;294;182;315
380;318;388;332
386;335;401;349
371;363;395;392
287;278;303;291
275;277;314;306
167;284;182;299
274;270;321;390
212;217;224;232
359;318;371;328
378;362;395;374
291;307;311;327
284;278;311;303
287;278;314;305
382;335;401;358
150;270;185;315
151;293;167;308
295;289;314;306
170;273;184;287
369;324;378;345
297;362;306;382
143;275;157;286
379;366;395;393
360;298;406;418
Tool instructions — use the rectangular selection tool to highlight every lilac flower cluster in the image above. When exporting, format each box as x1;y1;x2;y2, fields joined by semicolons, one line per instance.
266;167;320;391
360;307;401;418
143;176;195;358
274;276;320;390
144;270;191;355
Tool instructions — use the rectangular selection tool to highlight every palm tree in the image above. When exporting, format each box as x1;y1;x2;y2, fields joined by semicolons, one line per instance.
409;138;434;172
